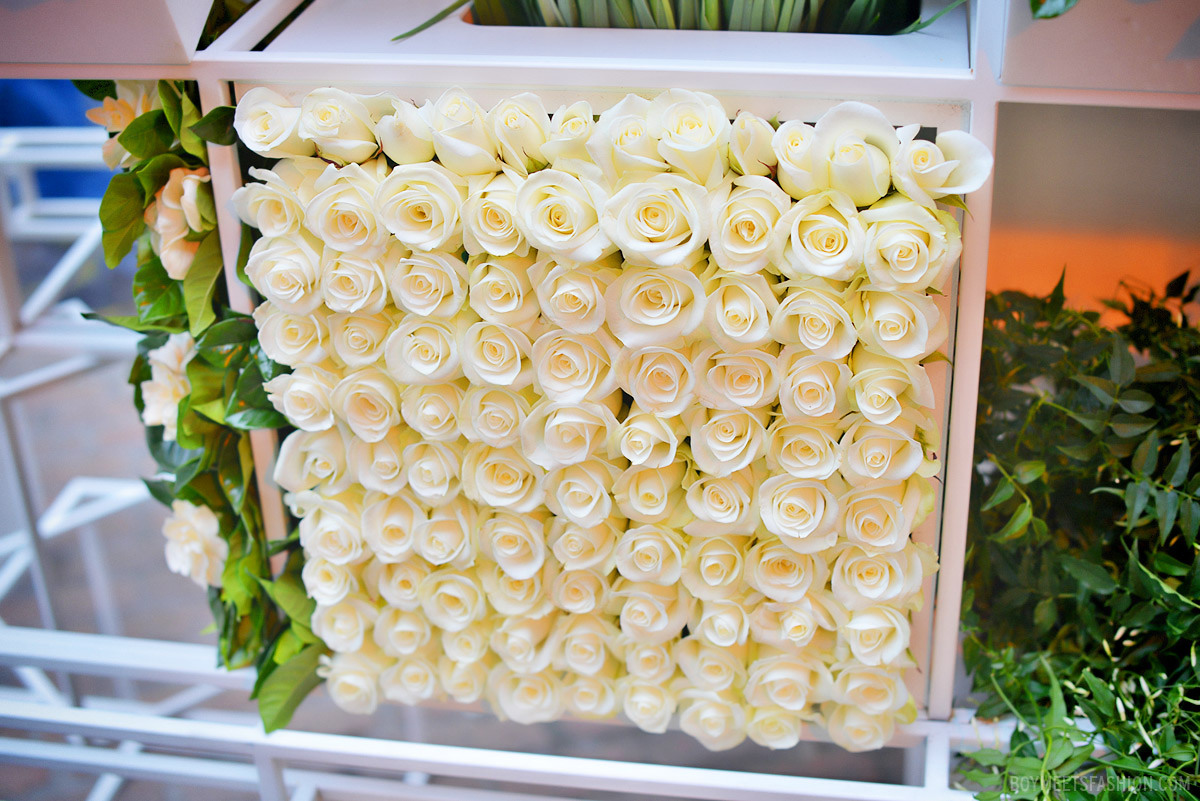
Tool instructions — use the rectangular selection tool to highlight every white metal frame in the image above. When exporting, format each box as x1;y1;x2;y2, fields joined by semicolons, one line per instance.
0;1;1197;798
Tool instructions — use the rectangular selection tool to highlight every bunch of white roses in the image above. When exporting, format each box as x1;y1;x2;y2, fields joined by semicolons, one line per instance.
232;85;991;752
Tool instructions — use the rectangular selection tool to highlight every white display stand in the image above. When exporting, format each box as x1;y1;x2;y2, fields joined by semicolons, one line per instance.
0;1;1196;799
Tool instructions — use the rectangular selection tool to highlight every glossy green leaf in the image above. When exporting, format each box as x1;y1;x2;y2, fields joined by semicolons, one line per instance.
1110;414;1155;439
1060;556;1117;594
190;105;238;146
1164;437;1191;487
1132;430;1160;475
1013;460;1045;485
981;477;1015;511
99;172;145;268
1108;336;1135;386
184;232;224;337
1031;0;1081;19
158;80;182;137
179;93;207;162
995;501;1032;541
73;79;116;101
256;643;324;732
117;109;174;160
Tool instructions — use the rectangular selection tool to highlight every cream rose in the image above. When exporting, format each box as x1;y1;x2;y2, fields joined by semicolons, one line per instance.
840;477;930;553
479;510;546;579
775;189;865;282
771;278;857;358
304;159;388;255
521;400;618;470
441;620;492;663
361;491;426;563
384;316;461;385
680;536;748;602
765;419;845;480
586;93;668;185
555;613;621;676
427;88;499;175
675;636;746;691
311;594;379;653
400;382;465;441
703;272;779;355
691;597;753;648
549;517;620;573
709;176;791;275
745;538;828;603
233;87;314;158
380;653;440;705
245;233;324;314
373;559;430;611
480;560;554;618
772;119;818;199
693;346;779;410
545;459;620;527
606;265;706;348
602;175;710;268
319;647;386;715
328;312;391;369
758;476;840;553
320;248;390;315
745;650;831;711
614;524;685;586
515;169;613;264
461;444;545;513
611;407;684;467
330;368;400;443
375;96;435;165
860;194;961;292
689;407;767;477
550;566;611;614
646;89;730;188
298;497;364;565
777;350;852;422
620;678;676;733
620;346;696;417
832;664;910;715
273;428;349;495
851;286;948;361
162;500;227;588
678;690;747;752
892;123;994;209
542;100;594;173
848;348;936;426
842;605;911;666
387;250;468;318
811;102;900;207
297;87;386;165
460;321;532;389
530;259;618;334
729;111;778;177
418;568;486;632
490;613;557;674
840;413;934;486
232;165;309;239
487;666;563;724
563;675;618;719
403;441;462;505
532;329;621;404
831;541;934;612
373;607;433;656
683;465;761;538
140;333;194;442
614;579;693;645
462;171;528;257
488;93;551;175
468;253;539;328
375;162;468;252
438;657;490;704
302;557;358;606
624;641;675;683
458;386;531;448
747;707;804;750
347;428;408;494
414;498;478;569
613;459;688;525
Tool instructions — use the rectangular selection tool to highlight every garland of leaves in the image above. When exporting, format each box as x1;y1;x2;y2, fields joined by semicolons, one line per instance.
960;272;1200;800
79;78;325;731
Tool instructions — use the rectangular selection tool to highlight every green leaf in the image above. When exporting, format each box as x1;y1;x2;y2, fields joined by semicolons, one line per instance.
1125;479;1152;529
1157;489;1180;542
184;232;224;337
1182;500;1200;547
256;643;324;732
271;570;316;626
135;153;187;200
1116;389;1155;415
73;79;117;101
117;109;174;160
1132;558;1200;608
937;193;969;212
995;501;1032;541
1081;669;1115;716
179;93;208;162
1060;555;1117;594
981;477;1015;511
1164;270;1189;298
1132;430;1160;475
392;0;471;40
1151;550;1189;578
1164;437;1191;487
99;172;145;268
1108;336;1135;386
1033;597;1056;631
1031;0;1081;19
1072;374;1116;406
158;80;182;137
1110;414;1155;439
1013;460;1045;485
131;256;185;324
189;105;240;147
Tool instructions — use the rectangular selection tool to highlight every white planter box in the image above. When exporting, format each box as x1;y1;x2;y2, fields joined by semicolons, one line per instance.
1001;0;1200;94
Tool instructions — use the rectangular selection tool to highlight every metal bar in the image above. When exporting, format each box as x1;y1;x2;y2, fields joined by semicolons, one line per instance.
257;750;290;801
20;222;103;325
0;354;99;400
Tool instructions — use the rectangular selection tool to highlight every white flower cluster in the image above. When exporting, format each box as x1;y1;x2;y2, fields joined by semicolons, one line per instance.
141;332;196;442
233;86;991;752
162;499;228;588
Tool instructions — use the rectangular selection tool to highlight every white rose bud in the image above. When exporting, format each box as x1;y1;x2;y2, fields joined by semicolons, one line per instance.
480;561;554;618
648;88;730;188
372;559;431;611
401;382;465;442
403;441;463;505
328;313;391;369
745;538;828;603
549;566;611;615
274;428;349;494
488;93;551;175
848;348;936;426
624;641;675;683
384;316;462;385
777;350;852;423
892;124;993;209
702;272;779;352
373;607;433;656
320;247;391;315
842;605;912;667
387;249;468;318
318;646;387;715
693;346;779;410
265;364;338;432
232;165;308;238
833;664;910;715
824;703;895;752
613;459;689;525
688;407;767;477
162;500;227;588
361;491;426;563
531;329;620;403
747;706;804;750
771;278;856;358
304;160;389;255
298;88;386;165
619;677;676;733
620;346;696;418
554;613;621;676
860;194;962;292
614;579;693;646
298;497;364;565
606;266;705;348
831;541;935;612
441;620;492;663
330;368;399;443
691;596;753;648
765;418;845;480
749;594;846;652
840;412;935;486
775;189;865;282
253;302;328;367
563;674;618;719
478;509;547;579
729;111;778;177
548;517;620;573
311;594;379;653
709;176;791;275
772;120;818;199
545;459;620;527
811;102;900;207
678;690;747;752
462;444;545;513
376;96;436;165
458;386;531;448
612;406;685;467
414;497;478;569
745;650;832;711
427;88;500;176
542;100;595;173
469;253;539;327
759;475;840;553
487;666;564;724
302;557;358;606
683;465;762;538
840;477;931;553
245;233;323;314
614;524;685;585
463;171;529;257
515;169;614;264
521;400;618;470
375;162;468;252
380;652;440;706
234;87;314;159
460;320;533;389
602;175;711;269
490;613;557;674
680;536;748;602
531;258;619;334
418;568;487;632
587;93;669;185
438;657;491;704
347;427;408;494
675;636;747;691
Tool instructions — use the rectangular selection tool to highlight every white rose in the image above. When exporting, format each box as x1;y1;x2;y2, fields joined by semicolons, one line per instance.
728;111;778;177
246;232;324;312
765;418;844;479
372;559;430;611
328;312;391;369
693;346;779;410
548;517;620;572
441;620;492;663
254;303;328;367
614;459;688;525
418;568;486;632
462;444;545;513
691;597;753;648
400;382;465;441
542;100;594;173
624;641;675;683
380;652;440;705
619;678;676;733
530;259;618;334
614;580;693;646
232;166;308;238
468;253;539;327
488;93;551;175
824;704;894;752
745;650;831;711
840;413;934;486
490;613;557;674
586;93;668;185
458;386;531;448
614;524;685;585
770;278;856;358
611;406;684;467
460;320;532;389
347;427;408;494
772;119;818;199
311;594;379;653
563;675;618;719
480;561;554;617
320;247;390;315
545;459;620;527
688;407;766;477
620;346;696;417
606;266;705;348
302;557;358;606
298;88;386;165
549;567;611;614
811;102;900;207
749;594;846;652
140;333;194;442
683;465;761;538
775;189;865;282
438;657;490;704
273;428;349;494
678;690;747;752
427;88;500;175
361;491;425;563
479;509;546;579
709;176;791;275
860;194;961;292
373;607;432;656
462;171;529;257
403;441;462;505
892;124;993;209
375;162;468;252
840;478;930;553
759;475;840;553
555;613;621;676
602;175;710;268
234;87;314;158
516;169;614;264
265;364;337;432
745;538;828;603
531;330;620;403
145;167;211;280
414;497;478;569
298;497;364;565
831;541;935;612
680;535;748;601
375;96;435;165
304;159;388;255
318;647;386;715
675;636;746;692
777;350;852;422
521;400;617;470
702;271;779;353
848;348;936;426
162;499;227;587
842;605;912;667
330;368;399;443
387;249;468;318
487;666;563;724
647;88;730;188
833;664;910;715
384;316;461;385
747;706;804;750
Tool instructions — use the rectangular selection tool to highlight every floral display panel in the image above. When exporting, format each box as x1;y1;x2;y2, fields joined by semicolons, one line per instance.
230;85;992;752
